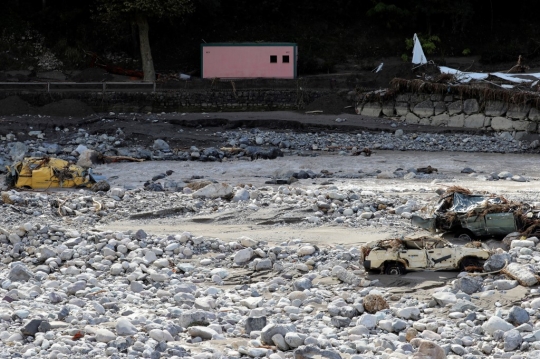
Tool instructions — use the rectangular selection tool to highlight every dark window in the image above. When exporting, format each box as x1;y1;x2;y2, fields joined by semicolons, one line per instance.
270;55;277;63
282;55;290;63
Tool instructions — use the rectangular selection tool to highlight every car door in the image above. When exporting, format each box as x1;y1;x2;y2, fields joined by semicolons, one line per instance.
460;214;487;237
485;212;517;236
398;248;428;270
426;246;456;270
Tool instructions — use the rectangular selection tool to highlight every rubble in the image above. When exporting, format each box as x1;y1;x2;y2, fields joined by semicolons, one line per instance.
411;186;540;240
3;114;540;359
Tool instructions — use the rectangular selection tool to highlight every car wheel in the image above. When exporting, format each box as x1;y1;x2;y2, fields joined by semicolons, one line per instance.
460;257;478;271
384;262;405;275
455;229;475;241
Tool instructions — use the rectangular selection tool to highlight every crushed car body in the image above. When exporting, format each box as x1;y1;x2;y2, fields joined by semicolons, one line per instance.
411;186;539;240
5;157;104;189
362;234;490;275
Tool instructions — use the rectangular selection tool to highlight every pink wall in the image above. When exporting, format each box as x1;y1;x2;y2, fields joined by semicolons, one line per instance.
202;45;296;79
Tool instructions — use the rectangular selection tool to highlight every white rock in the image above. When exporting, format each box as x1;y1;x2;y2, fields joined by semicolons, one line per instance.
358;314;377;329
432;291;457;306
144;251;157;264
192;183;234;199
511;240;535;248
234;248;253;264
239;236;257;247
482;316;514;335
232;189;250;202
116;318;138;336
95;328;116;343
396;307;420;320
149;329;167;342
240;297;264;309
210;268;229;279
188;326;218;340
110;263;124;275
150;272;168;282
297;245;316;256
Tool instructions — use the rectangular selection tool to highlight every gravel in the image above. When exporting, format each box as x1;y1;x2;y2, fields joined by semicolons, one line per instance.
3;113;540;358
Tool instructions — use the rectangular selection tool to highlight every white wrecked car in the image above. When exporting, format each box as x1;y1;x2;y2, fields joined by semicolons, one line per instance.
362;235;491;275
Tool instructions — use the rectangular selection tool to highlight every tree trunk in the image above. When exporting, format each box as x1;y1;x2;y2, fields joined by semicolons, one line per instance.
136;14;155;82
131;23;139;58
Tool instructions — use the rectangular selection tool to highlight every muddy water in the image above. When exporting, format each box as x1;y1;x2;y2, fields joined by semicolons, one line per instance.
99;150;540;246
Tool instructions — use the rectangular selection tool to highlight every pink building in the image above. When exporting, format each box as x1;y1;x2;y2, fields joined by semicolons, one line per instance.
201;43;297;79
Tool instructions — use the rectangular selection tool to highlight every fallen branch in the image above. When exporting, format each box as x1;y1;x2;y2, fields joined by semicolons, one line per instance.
92;198;102;212
58;197;70;217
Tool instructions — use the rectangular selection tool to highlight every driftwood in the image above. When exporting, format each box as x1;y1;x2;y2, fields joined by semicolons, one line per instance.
506;55;529;74
305;110;323;114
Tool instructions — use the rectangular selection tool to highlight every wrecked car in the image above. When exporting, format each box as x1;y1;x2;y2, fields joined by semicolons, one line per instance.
5;157;104;189
362;235;490;275
411;186;539;241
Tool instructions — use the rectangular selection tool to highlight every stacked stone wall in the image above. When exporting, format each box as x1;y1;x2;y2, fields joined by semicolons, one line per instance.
356;93;540;139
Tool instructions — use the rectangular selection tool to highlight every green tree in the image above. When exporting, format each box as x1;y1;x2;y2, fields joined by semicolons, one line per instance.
96;0;193;81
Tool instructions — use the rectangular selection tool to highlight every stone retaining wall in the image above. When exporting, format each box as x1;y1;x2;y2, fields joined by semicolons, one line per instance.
1;88;345;113
356;92;540;139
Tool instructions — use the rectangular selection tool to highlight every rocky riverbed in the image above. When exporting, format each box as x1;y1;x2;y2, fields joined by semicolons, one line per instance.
2;113;540;359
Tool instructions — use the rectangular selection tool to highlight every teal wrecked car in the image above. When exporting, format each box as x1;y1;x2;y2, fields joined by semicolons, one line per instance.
411;187;537;241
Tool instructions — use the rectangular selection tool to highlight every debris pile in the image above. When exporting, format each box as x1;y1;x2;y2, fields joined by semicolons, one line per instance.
412;186;540;239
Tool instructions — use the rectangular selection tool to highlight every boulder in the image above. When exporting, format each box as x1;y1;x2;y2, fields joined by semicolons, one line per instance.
116;318;138;336
502;263;538;286
485;101;508;116
504;329;523;351
482;316;514;335
187;326;218;340
8;263;33;282
411;339;446;359
491;117;514;131
507;104;531;120
412;100;434;118
508;306;530;326
363;294;389;313
405;112;420;124
463;99;479;114
95;328;116;343
464;114;486;128
448;114;465;127
192;183;234;200
453;276;482;295
234;248;253;265
153;139;170;151
484;253;511;272
361;103;382;117
447;101;462;115
77;149;99;168
261;323;297;345
432;291;457;306
332;265;361;285
246;316;267;334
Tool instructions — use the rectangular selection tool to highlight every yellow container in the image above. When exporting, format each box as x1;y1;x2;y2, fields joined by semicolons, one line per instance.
8;157;90;189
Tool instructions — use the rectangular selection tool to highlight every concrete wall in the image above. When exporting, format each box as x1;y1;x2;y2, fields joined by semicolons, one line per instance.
0;88;340;113
356;92;540;139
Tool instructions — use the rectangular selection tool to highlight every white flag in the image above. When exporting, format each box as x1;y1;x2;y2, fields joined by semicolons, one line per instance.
412;33;427;65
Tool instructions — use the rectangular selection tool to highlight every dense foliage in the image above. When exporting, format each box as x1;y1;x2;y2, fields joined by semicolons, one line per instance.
2;0;540;74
